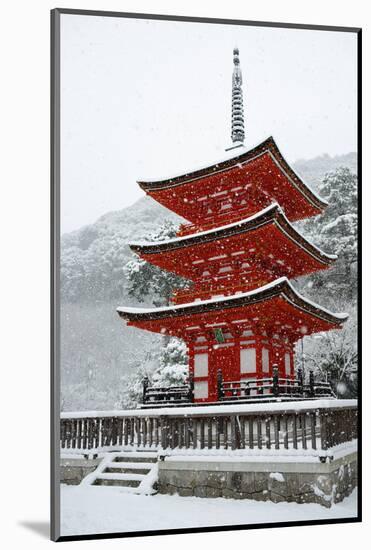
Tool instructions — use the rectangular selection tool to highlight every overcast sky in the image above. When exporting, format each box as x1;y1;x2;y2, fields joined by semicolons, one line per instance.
60;14;357;234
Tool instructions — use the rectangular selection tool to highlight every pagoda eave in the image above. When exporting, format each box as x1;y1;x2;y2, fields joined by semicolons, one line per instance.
129;203;336;283
117;278;347;340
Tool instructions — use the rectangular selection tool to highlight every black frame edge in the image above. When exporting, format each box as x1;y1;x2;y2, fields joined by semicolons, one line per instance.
355;27;362;523
57;516;361;543
51;7;61;543
54;8;361;33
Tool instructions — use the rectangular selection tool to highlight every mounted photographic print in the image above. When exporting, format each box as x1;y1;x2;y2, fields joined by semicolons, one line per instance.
51;8;361;541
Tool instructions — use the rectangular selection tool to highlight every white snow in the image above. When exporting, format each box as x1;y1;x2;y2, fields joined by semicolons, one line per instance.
97;472;145;481
270;472;285;482
161;439;357;463
60;484;357;536
139;462;159;494
61;398;357;419
312;484;336;502
116;276;348;321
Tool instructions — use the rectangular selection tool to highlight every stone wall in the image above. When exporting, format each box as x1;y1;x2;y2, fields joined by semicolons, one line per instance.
158;452;357;508
60;458;101;485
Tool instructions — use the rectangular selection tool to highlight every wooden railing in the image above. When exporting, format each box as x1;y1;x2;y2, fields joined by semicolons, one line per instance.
220;377;300;399
60;401;357;457
142;376;193;407
219;370;334;401
140;369;334;408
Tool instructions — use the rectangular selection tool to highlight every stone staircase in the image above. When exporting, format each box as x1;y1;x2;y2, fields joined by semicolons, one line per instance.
81;451;158;494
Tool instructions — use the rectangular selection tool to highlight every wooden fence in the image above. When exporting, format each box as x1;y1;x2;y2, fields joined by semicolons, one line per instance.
60;402;357;455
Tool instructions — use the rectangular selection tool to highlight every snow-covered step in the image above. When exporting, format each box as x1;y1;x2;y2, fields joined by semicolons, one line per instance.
94;478;143;488
112;450;158;456
97;472;146;481
114;454;157;463
107;461;154;469
82;451;159;493
105;467;150;476
111;451;157;457
94;472;146;487
105;462;152;475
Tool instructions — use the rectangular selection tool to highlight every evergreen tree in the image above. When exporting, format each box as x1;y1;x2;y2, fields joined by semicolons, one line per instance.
151;338;188;387
296;168;358;397
300;167;358;302
121;220;191;405
117;338;188;408
124;220;190;306
317;168;357;265
301;312;358;398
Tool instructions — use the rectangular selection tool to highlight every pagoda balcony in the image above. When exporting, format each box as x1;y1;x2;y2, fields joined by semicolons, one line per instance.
140;369;335;409
218;374;335;402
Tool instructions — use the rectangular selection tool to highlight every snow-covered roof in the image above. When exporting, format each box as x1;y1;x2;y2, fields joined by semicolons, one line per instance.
117;277;348;325
129;203;337;265
137;136;328;211
138;143;249;183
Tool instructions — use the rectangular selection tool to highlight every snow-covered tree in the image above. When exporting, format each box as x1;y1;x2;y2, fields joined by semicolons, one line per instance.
61;231;131;302
117;337;188;408
121;221;192;406
124;220;190;306
151;338;188;387
314;167;357;263
300;167;357;302
60;245;86;302
300;311;357;398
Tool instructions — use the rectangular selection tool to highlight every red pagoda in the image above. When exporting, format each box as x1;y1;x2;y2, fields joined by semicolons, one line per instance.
118;48;347;406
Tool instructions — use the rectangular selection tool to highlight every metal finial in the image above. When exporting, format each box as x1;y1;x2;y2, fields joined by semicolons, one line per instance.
231;48;245;144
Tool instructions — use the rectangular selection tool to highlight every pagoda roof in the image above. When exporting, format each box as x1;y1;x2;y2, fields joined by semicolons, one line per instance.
117;277;347;338
137;137;327;223
129;204;336;281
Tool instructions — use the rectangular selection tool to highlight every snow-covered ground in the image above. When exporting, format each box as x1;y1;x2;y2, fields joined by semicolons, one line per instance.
60;484;357;537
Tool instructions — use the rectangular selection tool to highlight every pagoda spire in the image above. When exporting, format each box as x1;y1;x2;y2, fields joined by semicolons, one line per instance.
231;48;245;144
